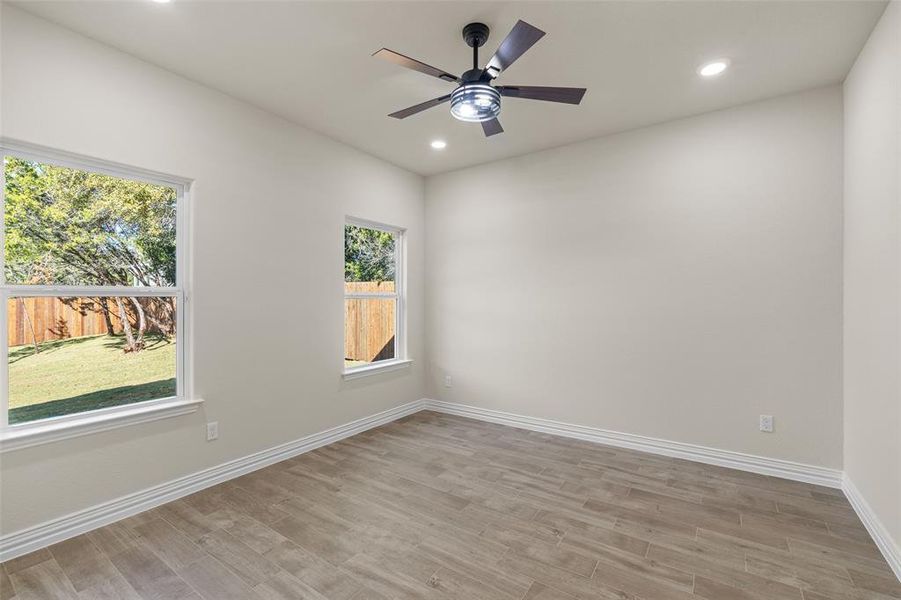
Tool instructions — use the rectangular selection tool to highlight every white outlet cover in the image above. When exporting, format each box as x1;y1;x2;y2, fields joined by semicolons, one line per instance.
444;375;452;388
759;415;774;433
206;421;219;441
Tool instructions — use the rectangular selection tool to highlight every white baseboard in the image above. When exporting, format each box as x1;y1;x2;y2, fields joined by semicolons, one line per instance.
842;475;901;582
422;399;843;489
0;399;425;562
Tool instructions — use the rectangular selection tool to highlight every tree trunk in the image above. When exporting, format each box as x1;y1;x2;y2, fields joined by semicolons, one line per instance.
128;297;146;350
115;296;139;353
143;298;175;337
98;297;116;336
19;298;41;354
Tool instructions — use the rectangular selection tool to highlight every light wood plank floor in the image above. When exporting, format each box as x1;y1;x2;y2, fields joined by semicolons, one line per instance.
2;411;899;600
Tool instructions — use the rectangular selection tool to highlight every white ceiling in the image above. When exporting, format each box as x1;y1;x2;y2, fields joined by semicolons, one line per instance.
14;1;886;176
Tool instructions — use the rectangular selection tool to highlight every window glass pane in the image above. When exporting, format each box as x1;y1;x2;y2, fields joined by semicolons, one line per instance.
344;224;395;284
3;157;177;286
7;296;177;424
344;297;395;368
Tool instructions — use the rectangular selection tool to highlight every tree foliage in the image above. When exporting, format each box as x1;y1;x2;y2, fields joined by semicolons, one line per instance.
4;157;175;287
344;225;395;283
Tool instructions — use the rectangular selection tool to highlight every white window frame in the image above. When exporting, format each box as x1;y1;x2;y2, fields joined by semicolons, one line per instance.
0;139;201;452
342;216;411;379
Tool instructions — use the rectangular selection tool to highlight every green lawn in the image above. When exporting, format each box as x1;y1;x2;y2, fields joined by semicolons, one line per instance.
8;334;176;424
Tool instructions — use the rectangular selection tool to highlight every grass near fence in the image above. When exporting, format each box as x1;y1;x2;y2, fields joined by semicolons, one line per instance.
8;334;176;424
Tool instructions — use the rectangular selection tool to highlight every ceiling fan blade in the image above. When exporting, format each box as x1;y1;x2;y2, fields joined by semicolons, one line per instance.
373;48;459;82
485;20;546;78
388;94;452;119
481;118;504;137
497;85;587;105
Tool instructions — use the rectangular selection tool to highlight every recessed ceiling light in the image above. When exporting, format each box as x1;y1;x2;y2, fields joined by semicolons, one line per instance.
698;60;729;78
152;0;172;3
430;140;447;150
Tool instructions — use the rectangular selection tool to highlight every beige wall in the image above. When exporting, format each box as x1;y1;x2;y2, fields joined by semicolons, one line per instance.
426;86;844;468
843;0;901;553
0;6;425;534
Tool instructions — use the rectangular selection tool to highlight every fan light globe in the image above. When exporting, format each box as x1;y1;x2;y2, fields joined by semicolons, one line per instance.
450;84;501;122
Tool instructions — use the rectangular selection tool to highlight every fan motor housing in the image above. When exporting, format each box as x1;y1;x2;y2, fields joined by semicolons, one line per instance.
461;68;492;83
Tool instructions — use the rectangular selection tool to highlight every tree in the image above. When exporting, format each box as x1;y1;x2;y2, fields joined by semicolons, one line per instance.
18;298;41;355
4;157;177;352
344;225;395;283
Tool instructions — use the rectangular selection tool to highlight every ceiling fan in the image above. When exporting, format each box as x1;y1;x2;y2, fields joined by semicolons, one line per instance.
373;20;587;137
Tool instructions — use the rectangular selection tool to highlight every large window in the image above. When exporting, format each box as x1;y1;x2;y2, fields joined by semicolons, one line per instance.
344;218;407;376
1;143;190;435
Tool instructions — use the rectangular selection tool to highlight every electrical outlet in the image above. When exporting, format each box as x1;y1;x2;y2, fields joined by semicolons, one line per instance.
444;375;452;388
206;421;219;441
759;415;774;433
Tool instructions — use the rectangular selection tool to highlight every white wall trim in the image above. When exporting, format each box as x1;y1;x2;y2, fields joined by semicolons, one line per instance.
0;399;425;562
0;398;204;453
842;475;901;582
422;399;844;489
342;359;413;380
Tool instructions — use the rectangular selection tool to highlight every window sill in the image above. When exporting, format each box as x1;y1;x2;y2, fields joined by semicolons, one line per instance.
343;359;413;381
0;397;204;453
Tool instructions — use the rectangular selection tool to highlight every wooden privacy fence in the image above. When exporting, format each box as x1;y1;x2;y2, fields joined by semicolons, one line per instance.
7;297;122;347
7;297;174;347
345;281;395;363
10;290;393;359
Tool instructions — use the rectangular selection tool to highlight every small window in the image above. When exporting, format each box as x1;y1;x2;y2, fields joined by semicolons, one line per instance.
2;147;188;427
344;219;405;372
